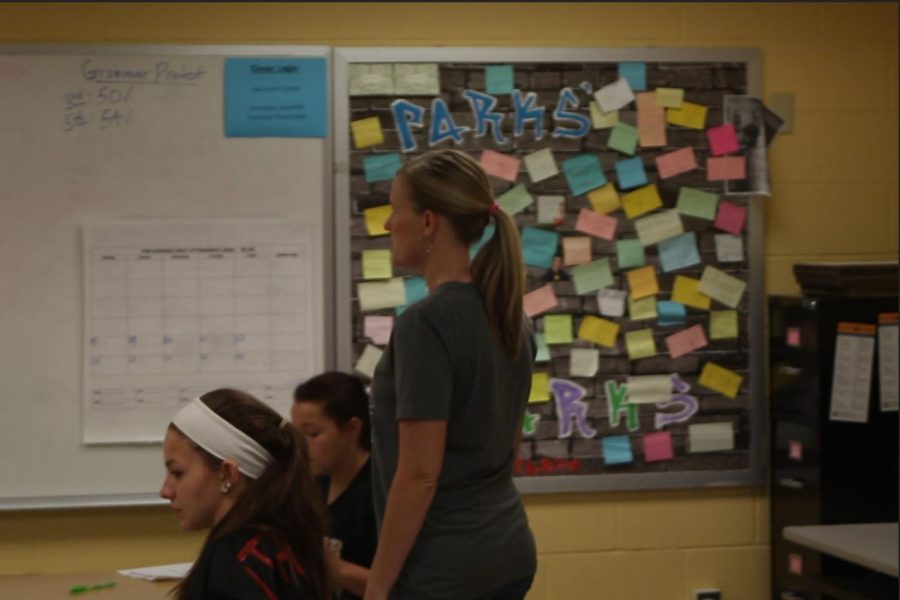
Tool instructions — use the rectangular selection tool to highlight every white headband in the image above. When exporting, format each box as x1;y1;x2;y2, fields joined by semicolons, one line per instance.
172;397;273;479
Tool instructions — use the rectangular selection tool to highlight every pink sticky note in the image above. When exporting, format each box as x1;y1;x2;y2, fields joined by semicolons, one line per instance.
707;123;740;156
788;553;803;575
665;324;708;358
707;156;746;181
786;327;801;347
714;200;747;235
789;440;803;461
643;431;674;462
523;284;560;317
363;315;394;346
655;146;697;179
575;208;618;241
481;149;521;182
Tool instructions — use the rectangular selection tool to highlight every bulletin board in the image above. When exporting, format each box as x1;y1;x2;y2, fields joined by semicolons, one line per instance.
0;45;332;509
333;48;765;493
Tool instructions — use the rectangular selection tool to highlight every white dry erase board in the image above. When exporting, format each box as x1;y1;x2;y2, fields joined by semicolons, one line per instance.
0;45;333;510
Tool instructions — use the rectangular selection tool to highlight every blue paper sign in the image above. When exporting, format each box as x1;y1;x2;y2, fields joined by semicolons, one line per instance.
658;231;701;272
562;154;607;196
470;224;496;258
396;277;428;316
602;435;634;465
618;62;647;91
225;57;328;138
521;226;560;269
615;157;648;190
485;65;515;95
364;153;403;183
657;301;687;326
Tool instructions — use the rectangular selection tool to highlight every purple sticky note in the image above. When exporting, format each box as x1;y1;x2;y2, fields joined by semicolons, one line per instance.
707;123;740;156
642;431;674;462
714;200;747;235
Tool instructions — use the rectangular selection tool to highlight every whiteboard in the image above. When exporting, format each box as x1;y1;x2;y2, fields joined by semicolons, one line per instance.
0;45;332;510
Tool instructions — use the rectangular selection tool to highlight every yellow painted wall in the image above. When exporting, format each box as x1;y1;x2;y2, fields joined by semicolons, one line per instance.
0;3;895;599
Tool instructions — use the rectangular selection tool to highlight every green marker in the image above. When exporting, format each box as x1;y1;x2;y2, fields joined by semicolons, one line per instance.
69;581;116;595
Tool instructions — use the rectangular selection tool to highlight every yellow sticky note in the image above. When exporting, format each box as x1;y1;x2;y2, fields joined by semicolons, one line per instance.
666;102;708;130
351;116;385;149
364;205;392;237
589;101;619;129
626;265;659;300
672;275;711;310
587;183;621;214
621;184;662;219
577;315;619;348
361;249;393;280
357;277;406;312
529;372;550;403
699;362;743;398
629;296;658;320
544;314;573;345
625;328;657;360
655;87;684;108
710;310;739;339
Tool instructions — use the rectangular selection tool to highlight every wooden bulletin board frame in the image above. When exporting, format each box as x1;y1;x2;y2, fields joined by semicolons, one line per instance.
333;47;765;493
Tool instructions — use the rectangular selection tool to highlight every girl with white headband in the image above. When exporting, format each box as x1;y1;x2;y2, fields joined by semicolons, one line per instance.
161;388;329;600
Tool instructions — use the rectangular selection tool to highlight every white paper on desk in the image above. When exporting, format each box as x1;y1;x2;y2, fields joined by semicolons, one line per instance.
118;562;193;581
829;327;875;423
878;320;898;411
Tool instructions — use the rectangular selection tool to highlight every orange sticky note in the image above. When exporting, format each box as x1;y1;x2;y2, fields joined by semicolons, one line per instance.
699;362;743;398
523;284;559;318
636;91;666;147
707;156;746;181
655;147;697;179
351;116;384;149
671;275;711;310
575;208;618;241
577;315;619;348
562;236;592;266
621;184;662;219
481;149;521;182
665;324;709;358
626;265;658;300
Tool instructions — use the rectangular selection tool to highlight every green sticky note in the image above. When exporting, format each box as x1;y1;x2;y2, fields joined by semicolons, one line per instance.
498;183;534;215
544;314;573;345
534;332;550;362
608;122;639;155
676;187;719;220
571;258;613;295
616;239;645;270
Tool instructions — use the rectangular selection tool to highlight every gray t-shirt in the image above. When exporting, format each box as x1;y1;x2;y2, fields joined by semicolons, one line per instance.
371;282;537;600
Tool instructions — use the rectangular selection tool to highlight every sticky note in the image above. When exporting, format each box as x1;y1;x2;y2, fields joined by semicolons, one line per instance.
524;148;559;183
575;208;617;241
629;296;658;320
395;276;428;315
364;153;403;183
594;77;635;112
714;200;747;235
544;314;573;345
470;224;495;257
688;421;735;452
658;301;687;327
655;87;684;108
534;333;550;362
615;157;648;190
676;187;719;220
354;344;383;378
351;116;384;149
715;234;744;263
358;277;406;312
521;227;560;269
710;310;739;339
707;123;740;156
698;266;747;309
597;288;627;318
361;249;393;280
616;238;645;270
349;63;394;96
707;156;746;181
655;147;697;179
498;184;534;215
578;315;619;348
658;231;701;272
626;265;658;300
625;328;657;360
589;101;619;129
523;284;559;318
621;184;662;219
634;209;684;247
363;315;393;346
666;101;708;130
393;63;440;95
481;149;521;182
529;372;550;403
536;195;566;224
485;65;514;94
562;236;592;266
608;122;639;155
364;205;392;237
699;362;743;398
602;435;634;465
618;62;646;91
643;431;674;462
588;185;622;216
562;154;607;196
636;92;666;148
672;275;711;310
627;374;672;404
666;324;709;358
570;347;600;377
571;258;614;295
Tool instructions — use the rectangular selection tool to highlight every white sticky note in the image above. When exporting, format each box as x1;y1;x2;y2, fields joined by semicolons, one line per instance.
698;266;747;309
715;234;744;263
354;344;383;378
569;347;600;377
688;422;735;453
349;63;394;96
358;277;406;312
594;77;635;112
363;315;394;346
626;374;672;404
634;209;684;247
597;288;627;317
524;148;559;183
393;63;440;95
879;318;899;411
830;324;876;422
536;195;566;225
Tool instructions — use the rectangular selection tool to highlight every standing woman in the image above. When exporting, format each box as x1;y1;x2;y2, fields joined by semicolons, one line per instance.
160;388;329;600
366;149;536;600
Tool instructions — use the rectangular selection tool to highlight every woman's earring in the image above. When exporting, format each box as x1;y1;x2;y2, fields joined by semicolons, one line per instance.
220;482;232;494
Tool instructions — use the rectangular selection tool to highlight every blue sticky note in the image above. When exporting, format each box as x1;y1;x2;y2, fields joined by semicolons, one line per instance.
658;231;701;272
618;62;647;92
470;224;496;258
657;301;687;326
615;157;648;190
225;57;328;137
485;65;515;94
521;227;560;269
364;153;403;183
562;154;607;196
602;435;634;465
395;277;428;316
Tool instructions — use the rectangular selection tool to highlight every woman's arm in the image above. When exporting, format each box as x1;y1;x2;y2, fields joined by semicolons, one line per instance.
325;551;369;598
364;419;447;600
